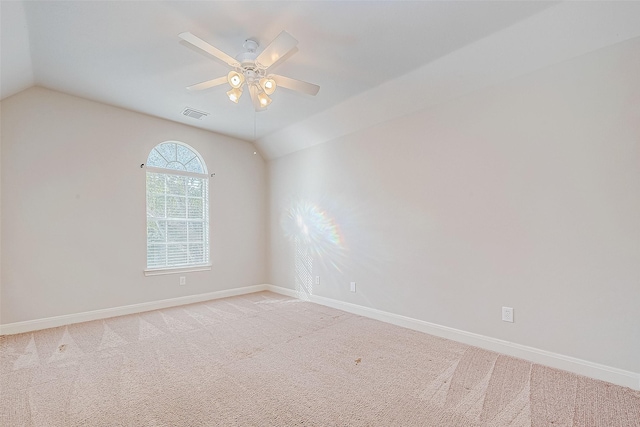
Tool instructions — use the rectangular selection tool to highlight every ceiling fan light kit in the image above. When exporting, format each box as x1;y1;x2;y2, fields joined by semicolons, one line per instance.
179;31;319;112
226;87;242;103
227;70;245;89
260;77;276;95
258;91;272;107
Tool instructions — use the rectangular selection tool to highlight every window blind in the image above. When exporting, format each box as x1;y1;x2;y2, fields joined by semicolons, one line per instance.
146;142;209;270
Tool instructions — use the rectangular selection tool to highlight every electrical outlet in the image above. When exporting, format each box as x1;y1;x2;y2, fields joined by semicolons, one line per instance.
502;307;514;322
179;276;186;286
315;276;320;285
350;282;356;292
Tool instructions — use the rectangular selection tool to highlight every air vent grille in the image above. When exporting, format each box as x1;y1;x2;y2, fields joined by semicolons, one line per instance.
182;108;209;120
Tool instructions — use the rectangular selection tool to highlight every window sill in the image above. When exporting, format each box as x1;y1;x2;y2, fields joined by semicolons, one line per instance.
144;264;212;276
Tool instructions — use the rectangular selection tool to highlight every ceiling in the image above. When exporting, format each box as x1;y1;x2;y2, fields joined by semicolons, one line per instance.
2;1;640;159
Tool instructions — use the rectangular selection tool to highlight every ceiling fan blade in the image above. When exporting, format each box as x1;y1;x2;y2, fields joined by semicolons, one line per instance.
271;74;320;96
248;84;266;112
179;32;239;68
186;76;228;91
256;31;298;70
267;47;299;72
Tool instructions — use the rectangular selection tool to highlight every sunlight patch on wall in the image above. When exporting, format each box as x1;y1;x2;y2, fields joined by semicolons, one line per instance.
282;199;347;297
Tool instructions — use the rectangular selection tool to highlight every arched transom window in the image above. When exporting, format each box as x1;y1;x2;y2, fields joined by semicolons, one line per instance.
145;141;209;271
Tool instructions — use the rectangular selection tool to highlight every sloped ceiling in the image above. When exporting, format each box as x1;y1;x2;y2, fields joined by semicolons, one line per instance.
2;1;640;159
0;1;34;99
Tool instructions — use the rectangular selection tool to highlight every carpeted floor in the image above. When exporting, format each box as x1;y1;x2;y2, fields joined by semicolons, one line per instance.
1;291;639;426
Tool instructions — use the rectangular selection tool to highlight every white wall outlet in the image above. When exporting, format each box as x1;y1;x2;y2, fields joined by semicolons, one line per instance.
179;276;186;286
315;276;320;285
350;282;356;292
502;306;514;322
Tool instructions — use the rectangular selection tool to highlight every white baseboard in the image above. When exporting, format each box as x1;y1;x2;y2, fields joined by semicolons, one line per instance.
265;285;640;391
3;283;637;390
266;285;300;299
0;284;268;335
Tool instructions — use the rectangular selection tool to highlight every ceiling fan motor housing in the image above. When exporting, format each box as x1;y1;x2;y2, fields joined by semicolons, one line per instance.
235;40;263;83
244;68;259;84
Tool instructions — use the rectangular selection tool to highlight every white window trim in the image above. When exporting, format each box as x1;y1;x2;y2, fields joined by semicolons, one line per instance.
145;141;210;273
144;264;212;276
145;165;210;180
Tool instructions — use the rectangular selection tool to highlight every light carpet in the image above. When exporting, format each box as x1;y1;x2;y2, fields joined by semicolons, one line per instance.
1;291;638;426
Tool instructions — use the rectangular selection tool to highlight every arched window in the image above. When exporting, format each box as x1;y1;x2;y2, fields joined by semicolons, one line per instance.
145;141;209;272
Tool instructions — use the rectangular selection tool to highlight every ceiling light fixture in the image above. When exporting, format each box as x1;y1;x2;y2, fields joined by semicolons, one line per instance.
259;77;277;95
226;87;242;103
257;90;272;107
179;31;320;112
227;70;245;89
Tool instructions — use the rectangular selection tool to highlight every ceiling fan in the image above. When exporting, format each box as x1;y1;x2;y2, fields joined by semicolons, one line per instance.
179;31;320;112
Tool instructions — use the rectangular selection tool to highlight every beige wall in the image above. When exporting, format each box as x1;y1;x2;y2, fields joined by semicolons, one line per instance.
0;102;3;323
1;87;267;324
1;38;638;376
268;38;640;373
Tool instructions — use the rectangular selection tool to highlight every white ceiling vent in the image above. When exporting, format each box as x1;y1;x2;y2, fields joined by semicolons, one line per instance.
182;108;209;120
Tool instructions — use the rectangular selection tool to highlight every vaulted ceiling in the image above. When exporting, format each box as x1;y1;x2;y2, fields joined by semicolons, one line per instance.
2;1;640;159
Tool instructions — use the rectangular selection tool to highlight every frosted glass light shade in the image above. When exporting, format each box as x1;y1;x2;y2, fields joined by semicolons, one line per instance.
227;87;242;103
257;91;272;107
227;71;245;89
259;77;277;95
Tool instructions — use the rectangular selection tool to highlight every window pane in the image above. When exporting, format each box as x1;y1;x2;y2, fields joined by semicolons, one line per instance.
156;142;176;163
188;198;203;219
188;222;203;242
167;221;187;242
165;161;187;172
185;157;204;173
177;144;196;165
147;173;165;195
166;196;186;218
147;149;168;168
188;244;204;264
167;244;188;266
187;177;203;197
147;244;166;268
147;195;165;218
148;221;166;243
166;175;186;195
